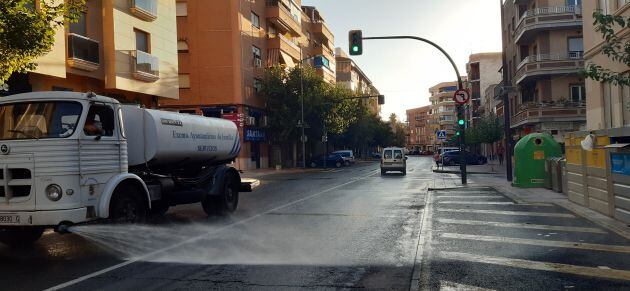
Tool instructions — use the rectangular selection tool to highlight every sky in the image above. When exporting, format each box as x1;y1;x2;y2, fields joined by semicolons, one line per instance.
301;0;503;121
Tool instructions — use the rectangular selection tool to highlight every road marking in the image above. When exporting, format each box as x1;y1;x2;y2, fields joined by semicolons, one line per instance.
440;280;495;291
437;218;607;234
438;201;554;206
44;170;380;291
439;251;630;281
442;233;630;253
437;208;576;218
410;186;434;291
436;195;503;199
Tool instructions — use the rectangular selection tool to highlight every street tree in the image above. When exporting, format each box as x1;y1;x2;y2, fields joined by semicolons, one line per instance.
583;10;630;87
0;0;85;85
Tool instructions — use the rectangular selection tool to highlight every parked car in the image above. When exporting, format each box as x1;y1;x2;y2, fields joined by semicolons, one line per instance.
381;147;407;175
310;154;345;168
438;150;488;166
332;150;355;166
371;152;382;159
420;150;434;156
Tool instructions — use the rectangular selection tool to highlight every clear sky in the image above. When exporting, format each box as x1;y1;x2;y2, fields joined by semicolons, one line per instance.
301;0;503;121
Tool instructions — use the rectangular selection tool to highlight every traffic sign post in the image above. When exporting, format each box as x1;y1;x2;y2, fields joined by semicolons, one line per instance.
436;130;447;141
453;89;470;105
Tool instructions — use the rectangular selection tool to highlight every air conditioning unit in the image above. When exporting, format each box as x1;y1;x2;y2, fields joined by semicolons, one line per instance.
254;58;263;68
246;116;256;126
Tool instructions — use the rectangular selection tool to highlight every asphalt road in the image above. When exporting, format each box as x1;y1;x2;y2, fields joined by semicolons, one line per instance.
2;157;630;290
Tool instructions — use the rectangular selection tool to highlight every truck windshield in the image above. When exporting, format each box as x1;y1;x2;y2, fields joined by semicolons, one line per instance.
0;101;83;140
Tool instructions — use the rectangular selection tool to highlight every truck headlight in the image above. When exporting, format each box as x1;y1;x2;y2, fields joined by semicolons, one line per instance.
45;184;63;201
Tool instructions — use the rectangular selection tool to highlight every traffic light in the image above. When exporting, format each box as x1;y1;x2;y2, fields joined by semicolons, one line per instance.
458;118;465;126
378;95;385;105
349;30;363;55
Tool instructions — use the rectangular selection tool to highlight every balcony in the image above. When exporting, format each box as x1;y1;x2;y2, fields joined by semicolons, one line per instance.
131;50;159;82
511;102;586;128
316;67;336;84
266;0;301;36
312;21;334;43
268;34;301;61
514;6;582;44
514;52;584;84
130;0;157;21
313;44;334;60
66;34;100;71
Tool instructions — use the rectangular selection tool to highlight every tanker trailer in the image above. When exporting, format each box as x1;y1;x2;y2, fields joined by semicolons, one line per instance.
0;92;251;246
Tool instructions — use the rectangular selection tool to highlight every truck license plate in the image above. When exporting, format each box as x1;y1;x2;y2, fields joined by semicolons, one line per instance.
0;214;20;224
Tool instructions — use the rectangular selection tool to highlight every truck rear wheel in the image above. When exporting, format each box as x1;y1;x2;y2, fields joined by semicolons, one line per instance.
110;184;147;223
0;228;44;247
202;173;239;215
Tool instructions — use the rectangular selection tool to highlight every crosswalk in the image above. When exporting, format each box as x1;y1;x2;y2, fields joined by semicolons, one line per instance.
423;187;630;290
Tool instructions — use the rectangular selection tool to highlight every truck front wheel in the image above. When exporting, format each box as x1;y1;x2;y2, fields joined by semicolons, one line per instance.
202;173;239;215
0;228;44;247
110;184;147;223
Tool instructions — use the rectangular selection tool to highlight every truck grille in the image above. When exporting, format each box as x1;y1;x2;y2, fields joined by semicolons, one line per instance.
0;167;33;199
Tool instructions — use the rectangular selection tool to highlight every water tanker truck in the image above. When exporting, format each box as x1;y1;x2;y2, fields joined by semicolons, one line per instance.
0;92;251;246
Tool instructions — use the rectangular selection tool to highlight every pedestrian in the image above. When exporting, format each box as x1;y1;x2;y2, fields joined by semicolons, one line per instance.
497;145;504;165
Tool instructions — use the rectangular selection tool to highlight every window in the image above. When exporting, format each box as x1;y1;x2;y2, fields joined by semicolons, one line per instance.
252;45;262;67
254;78;263;94
135;29;149;53
570;85;586;103
69;12;87;36
176;2;188;16
251;11;260;28
84;105;115;137
118;107;126;139
566;0;582;6
179;74;190;89
177;40;189;53
0;102;83;140
568;37;584;58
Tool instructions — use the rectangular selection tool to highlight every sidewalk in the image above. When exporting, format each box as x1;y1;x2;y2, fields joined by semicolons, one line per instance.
435;161;630;241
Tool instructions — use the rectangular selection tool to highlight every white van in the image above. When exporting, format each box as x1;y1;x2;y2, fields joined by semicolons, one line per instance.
381;147;407;175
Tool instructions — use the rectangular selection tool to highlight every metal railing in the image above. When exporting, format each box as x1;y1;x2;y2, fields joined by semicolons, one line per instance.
278;33;300;52
131;0;158;17
512;101;586;125
132;50;159;77
67;33;100;64
517;52;584;70
522;5;581;18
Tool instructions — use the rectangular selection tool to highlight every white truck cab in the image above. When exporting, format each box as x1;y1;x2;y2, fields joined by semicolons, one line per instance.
0;92;248;246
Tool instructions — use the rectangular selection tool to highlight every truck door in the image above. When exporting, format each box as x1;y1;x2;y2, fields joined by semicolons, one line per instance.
79;104;121;205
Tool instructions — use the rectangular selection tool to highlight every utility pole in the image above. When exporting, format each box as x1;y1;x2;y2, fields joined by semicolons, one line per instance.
355;34;467;185
499;0;513;182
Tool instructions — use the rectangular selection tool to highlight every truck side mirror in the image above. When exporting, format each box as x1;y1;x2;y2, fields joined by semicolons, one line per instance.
404;156;408;161
94;135;102;141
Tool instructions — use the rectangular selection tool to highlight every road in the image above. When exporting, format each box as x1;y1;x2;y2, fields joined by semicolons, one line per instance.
2;157;630;290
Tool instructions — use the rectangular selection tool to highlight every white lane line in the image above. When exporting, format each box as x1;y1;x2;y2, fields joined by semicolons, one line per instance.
44;170;380;291
437;208;576;218
438;201;554;206
440;280;496;291
440;251;630;281
435;196;504;199
437;218;607;234
442;233;630;253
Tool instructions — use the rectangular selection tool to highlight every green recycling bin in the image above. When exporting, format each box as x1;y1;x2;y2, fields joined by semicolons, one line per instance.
513;133;562;188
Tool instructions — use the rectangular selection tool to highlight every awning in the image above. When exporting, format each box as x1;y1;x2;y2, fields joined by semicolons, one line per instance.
267;49;280;67
279;50;295;68
605;143;630;148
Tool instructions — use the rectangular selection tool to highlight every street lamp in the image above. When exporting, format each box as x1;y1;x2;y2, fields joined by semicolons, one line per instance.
298;47;321;169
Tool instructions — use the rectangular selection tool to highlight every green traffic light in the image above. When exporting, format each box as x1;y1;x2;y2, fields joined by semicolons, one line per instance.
458;119;465;126
456;131;461;136
352;46;359;52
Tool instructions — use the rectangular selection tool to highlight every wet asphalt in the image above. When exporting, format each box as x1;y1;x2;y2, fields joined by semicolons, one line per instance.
1;157;630;290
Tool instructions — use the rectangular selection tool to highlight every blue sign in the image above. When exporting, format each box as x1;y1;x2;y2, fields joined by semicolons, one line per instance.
611;153;630;176
437;130;447;141
244;128;266;142
313;55;330;69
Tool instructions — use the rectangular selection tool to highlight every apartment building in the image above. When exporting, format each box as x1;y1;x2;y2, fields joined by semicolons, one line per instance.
335;48;381;116
1;0;179;106
501;0;586;142
159;0;336;170
466;53;503;126
406;106;432;152
428;80;465;146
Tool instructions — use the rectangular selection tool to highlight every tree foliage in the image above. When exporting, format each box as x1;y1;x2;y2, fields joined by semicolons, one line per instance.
462;113;504;146
0;0;85;85
583;10;630;87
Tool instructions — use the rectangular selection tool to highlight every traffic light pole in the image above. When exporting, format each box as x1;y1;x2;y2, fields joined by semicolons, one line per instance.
361;35;467;185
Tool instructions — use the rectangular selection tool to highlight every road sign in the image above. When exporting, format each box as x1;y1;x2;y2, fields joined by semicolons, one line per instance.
453;89;470;105
436;130;447;141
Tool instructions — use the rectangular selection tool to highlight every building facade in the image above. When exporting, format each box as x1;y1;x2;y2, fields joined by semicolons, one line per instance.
466;53;503;126
501;0;586;142
406;106;432;152
159;0;335;170
2;0;180;106
428;80;465;148
335;48;381;116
